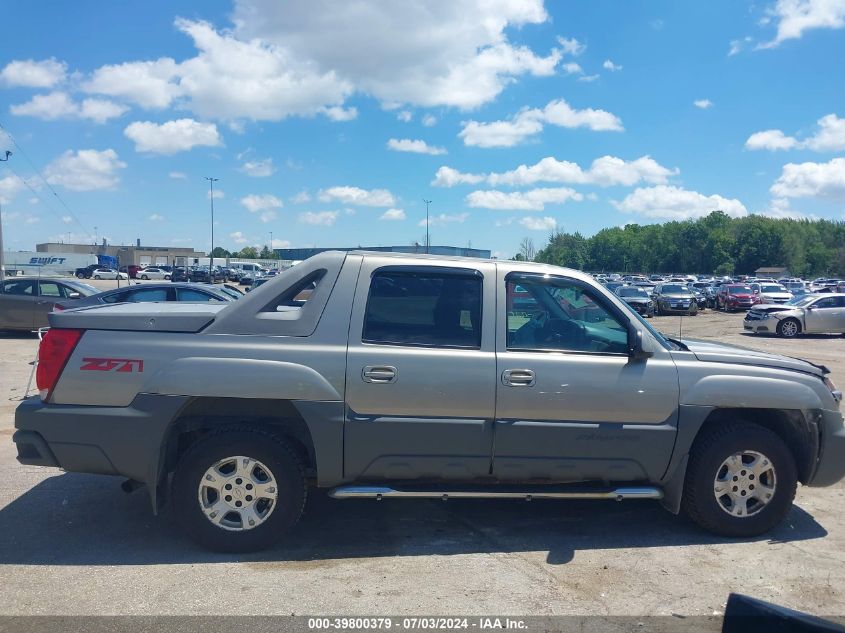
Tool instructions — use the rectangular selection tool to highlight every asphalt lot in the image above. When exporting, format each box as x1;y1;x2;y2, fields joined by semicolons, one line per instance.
0;307;843;617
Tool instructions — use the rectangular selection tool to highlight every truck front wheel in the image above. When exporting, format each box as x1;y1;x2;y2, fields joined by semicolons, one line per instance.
173;428;306;552
682;421;797;537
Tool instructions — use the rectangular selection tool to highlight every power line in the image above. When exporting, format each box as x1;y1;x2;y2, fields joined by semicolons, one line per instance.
0;119;91;239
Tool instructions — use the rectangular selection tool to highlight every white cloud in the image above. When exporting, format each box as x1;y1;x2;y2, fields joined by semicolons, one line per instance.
745;129;799;150
169;171;187;179
0;58;67;88
397;110;413;122
556;36;585;56
44;148;126;192
577;74;600;83
746;114;845;152
729;36;753;56
770;157;845;198
387;138;447;155
208;189;225;199
519;216;557;231
487;155;677;187
83;58;181;109
124;118;222;154
459;98;623;147
694;99;713;109
0;175;25;205
467;187;583;211
149;213;165;221
234;0;560;111
230;231;249;244
380;208;406;220
422;114;437;127
435;155;677;188
318;186;395;206
431;166;486;187
239;157;275;177
562;62;583;75
755;197;816;219
602;59;622;71
321;105;358;121
759;0;845;48
612;185;748;219
419;212;469;227
259;211;277;223
805;113;845;150
61;216;73;224
299;210;339;225
291;190;311;203
241;193;283;214
10;92;127;124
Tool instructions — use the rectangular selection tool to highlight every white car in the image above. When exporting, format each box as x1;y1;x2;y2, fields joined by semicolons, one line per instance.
91;268;128;280
757;283;793;305
138;267;171;280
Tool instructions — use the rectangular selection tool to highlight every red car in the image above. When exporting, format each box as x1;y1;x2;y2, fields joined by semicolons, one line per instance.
119;265;142;279
716;284;761;312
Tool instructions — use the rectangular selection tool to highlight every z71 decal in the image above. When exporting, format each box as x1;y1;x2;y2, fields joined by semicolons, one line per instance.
80;358;144;373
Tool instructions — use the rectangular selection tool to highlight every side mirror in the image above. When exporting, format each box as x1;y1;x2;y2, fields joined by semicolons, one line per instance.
67;292;81;299
628;328;653;361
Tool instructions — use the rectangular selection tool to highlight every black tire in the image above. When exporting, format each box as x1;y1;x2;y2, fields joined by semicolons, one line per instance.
173;427;307;552
141;275;149;280
94;275;101;280
776;318;801;338
75;272;85;279
682;421;797;537
164;275;171;280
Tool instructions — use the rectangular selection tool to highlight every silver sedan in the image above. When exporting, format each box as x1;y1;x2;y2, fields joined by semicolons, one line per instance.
744;294;845;337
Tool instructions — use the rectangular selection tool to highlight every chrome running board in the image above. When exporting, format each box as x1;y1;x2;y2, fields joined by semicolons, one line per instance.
328;485;663;501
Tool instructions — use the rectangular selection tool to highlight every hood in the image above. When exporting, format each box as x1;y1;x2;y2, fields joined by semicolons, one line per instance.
660;293;693;299
726;293;755;299
751;303;798;312
622;296;651;303
681;338;826;377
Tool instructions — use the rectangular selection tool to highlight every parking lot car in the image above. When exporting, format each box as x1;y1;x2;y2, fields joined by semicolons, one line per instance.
756;283;793;305
12;252;845;552
653;283;698;316
74;264;101;279
745;293;845;338
56;282;234;309
0;277;98;330
138;267;171;280
615;285;654;317
717;284;760;312
91;268;128;280
170;267;190;282
189;266;223;284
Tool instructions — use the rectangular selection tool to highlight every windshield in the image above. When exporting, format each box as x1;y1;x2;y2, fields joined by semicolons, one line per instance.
760;284;787;293
661;285;690;294
618;287;649;298
729;286;753;294
787;295;818;307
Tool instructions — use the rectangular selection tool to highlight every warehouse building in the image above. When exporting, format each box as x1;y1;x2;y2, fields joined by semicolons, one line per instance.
36;241;206;267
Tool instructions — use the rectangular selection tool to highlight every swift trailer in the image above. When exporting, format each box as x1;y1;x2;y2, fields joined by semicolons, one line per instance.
13;251;845;552
2;251;98;277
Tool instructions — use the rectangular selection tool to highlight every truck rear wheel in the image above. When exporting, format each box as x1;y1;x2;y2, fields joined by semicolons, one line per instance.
682;421;796;537
173;428;306;552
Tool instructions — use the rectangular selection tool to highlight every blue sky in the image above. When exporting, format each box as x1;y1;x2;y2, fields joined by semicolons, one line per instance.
1;0;844;258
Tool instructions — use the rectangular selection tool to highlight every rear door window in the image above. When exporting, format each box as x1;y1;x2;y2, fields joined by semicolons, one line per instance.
363;269;482;348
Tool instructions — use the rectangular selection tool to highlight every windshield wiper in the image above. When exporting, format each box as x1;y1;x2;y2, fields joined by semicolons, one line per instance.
666;336;690;351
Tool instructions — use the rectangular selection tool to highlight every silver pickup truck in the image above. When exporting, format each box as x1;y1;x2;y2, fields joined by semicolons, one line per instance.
13;251;845;552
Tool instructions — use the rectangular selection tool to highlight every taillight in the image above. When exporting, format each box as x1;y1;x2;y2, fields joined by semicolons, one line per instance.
36;329;83;401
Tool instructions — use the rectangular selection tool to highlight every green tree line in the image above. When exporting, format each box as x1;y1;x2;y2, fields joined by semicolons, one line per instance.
210;245;276;260
531;211;845;277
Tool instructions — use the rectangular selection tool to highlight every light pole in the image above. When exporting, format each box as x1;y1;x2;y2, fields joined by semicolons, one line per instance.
269;231;273;258
205;177;219;270
0;151;10;283
422;199;432;254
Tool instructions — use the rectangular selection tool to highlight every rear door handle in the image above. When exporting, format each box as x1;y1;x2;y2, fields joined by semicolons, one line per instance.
502;369;535;387
362;366;397;384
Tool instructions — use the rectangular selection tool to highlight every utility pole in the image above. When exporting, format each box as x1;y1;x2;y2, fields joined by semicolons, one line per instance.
0;151;13;283
205;177;219;270
422;199;432;254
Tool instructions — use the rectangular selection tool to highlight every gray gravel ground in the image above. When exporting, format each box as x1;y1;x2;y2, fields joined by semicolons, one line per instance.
0;308;843;617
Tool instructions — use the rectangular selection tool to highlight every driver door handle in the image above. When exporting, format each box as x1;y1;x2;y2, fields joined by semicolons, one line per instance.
502;368;535;387
362;366;397;384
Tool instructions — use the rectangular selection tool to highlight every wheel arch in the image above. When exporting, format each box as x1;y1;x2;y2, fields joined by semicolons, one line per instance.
661;405;819;514
155;396;345;511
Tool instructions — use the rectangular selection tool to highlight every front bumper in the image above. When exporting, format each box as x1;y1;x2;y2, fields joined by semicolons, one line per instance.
808;409;845;487
744;313;779;333
659;302;696;314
